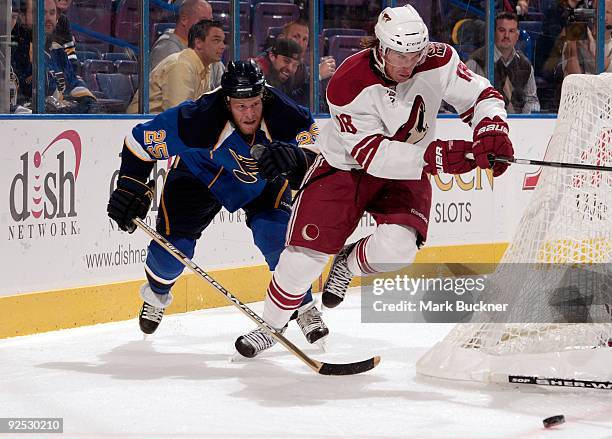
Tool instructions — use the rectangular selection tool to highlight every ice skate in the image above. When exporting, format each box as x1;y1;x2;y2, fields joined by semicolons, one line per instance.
296;302;329;351
138;283;172;335
322;242;357;308
139;302;165;335
234;325;286;359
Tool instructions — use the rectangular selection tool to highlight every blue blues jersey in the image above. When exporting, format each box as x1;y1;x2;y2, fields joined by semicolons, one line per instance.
123;86;318;212
46;45;89;97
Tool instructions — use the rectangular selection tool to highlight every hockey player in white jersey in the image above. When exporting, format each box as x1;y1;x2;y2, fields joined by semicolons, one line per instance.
235;5;514;357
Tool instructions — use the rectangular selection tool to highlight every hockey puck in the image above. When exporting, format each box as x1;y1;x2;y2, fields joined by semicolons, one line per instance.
543;415;565;428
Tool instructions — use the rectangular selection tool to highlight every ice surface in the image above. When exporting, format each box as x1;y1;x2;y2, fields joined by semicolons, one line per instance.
1;289;611;438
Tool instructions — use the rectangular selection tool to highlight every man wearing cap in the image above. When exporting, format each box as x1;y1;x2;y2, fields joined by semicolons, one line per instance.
254;38;305;105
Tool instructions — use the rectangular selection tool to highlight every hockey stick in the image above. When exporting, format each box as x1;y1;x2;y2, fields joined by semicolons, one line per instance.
133;218;380;376
424;373;612;390
502;375;612;390
465;153;612;172
494;155;612;172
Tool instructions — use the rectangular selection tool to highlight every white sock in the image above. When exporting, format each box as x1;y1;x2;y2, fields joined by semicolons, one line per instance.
263;246;329;329
347;224;419;275
139;283;173;309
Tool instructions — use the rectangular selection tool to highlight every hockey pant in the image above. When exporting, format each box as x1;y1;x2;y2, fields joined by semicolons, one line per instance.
144;211;314;308
263;224;418;329
142;162;313;308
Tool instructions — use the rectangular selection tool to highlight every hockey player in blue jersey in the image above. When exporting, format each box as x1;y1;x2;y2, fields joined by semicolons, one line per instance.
107;60;328;357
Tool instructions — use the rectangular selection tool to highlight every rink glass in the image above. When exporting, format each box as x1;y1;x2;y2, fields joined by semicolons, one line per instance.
1;0;609;115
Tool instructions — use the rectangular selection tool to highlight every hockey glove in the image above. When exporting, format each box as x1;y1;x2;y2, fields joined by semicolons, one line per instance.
472;116;514;177
107;176;155;233
251;141;306;181
423;139;476;175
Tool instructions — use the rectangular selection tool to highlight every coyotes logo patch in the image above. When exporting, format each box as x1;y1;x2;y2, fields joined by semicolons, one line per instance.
392;95;429;145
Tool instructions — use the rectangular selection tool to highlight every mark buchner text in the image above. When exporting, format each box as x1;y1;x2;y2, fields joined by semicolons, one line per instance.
372;300;509;313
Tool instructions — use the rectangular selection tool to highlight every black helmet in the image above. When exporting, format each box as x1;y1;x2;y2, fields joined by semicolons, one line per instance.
221;60;266;99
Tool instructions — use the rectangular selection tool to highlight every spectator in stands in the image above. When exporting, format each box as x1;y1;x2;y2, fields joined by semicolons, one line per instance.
278;19;337;83
9;1;25;113
535;0;592;111
11;0;95;113
149;0;212;70
11;0;30;98
269;19;335;110
44;0;95;112
14;0;76;64
562;0;612;74
55;0;71;10
254;38;305;105
510;0;530;16
538;0;580;75
462;0;530;15
11;0;19;28
128;19;225;114
449;0;530;48
467;11;540;113
52;0;79;71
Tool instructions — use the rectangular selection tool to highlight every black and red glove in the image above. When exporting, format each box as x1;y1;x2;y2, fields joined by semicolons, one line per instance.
423;139;476;175
472;116;514;177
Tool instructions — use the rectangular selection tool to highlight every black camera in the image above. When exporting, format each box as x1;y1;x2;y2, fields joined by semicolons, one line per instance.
564;7;595;41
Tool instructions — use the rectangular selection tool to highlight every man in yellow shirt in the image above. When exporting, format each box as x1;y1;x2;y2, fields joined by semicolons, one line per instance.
128;19;225;114
149;0;213;70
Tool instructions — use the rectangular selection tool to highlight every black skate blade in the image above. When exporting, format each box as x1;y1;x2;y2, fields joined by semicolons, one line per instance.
316;355;380;376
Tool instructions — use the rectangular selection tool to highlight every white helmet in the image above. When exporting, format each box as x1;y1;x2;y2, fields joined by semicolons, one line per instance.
374;5;429;54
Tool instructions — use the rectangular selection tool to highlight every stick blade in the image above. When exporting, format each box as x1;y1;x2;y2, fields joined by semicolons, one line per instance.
317;356;381;376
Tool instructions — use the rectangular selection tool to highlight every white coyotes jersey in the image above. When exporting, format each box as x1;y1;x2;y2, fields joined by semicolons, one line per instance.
320;42;507;180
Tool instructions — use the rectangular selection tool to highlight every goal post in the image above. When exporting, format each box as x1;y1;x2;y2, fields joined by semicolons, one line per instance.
416;74;612;385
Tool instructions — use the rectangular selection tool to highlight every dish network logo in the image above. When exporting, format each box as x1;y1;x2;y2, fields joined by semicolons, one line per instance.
7;130;81;240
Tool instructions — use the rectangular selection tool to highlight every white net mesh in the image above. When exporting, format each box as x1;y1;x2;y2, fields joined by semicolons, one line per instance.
417;74;612;383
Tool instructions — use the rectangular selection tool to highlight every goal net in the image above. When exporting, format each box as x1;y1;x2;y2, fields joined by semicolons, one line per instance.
416;74;612;384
